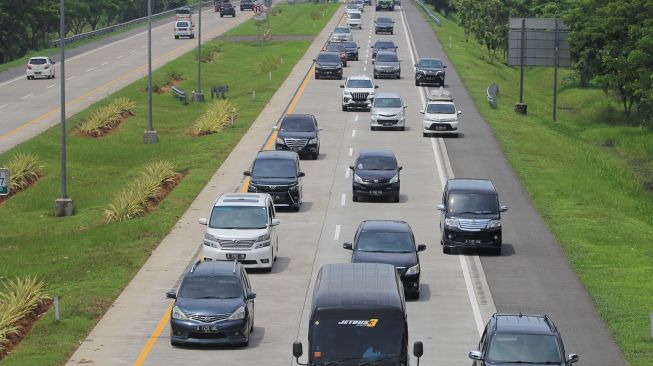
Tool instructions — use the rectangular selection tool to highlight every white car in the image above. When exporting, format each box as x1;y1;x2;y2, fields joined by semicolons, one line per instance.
346;11;362;29
341;75;377;111
331;26;353;42
354;0;365;11
199;193;280;271
26;57;55;80
421;88;461;137
345;4;360;14
370;92;407;131
174;20;195;39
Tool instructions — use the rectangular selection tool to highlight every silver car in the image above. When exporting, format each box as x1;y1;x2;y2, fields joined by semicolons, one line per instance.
331;26;353;42
373;51;401;79
370;92;407;131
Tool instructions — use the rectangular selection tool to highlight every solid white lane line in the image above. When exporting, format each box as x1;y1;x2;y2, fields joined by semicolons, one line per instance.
460;256;485;335
348;147;353;156
66;76;76;81
0;104;7;110
116;55;123;59
86;68;94;72
341;193;346;206
46;85;55;89
352;129;356;137
334;225;341;241
345;167;350;178
20;94;33;100
354;115;359;122
101;61;109;66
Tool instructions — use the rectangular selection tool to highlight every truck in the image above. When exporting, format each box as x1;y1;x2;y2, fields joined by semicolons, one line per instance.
293;263;424;366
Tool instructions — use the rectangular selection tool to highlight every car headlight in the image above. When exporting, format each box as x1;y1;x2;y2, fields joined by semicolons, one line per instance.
228;305;246;320
276;137;284;144
204;233;219;248
248;182;257;191
255;233;271;248
308;137;318;144
172;305;188;320
354;174;363;184
405;264;420;275
486;220;501;229
394;66;400;71
288;183;299;192
389;174;399;183
445;218;460;228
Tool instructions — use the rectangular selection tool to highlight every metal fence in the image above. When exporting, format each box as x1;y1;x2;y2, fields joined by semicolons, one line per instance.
414;0;441;27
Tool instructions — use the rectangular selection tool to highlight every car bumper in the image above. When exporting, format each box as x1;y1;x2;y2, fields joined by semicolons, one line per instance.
400;273;420;294
416;74;444;84
423;121;458;134
170;318;248;345
200;244;273;268
248;187;300;207
348;22;362;29
375;27;393;33
26;70;51;77
343;98;372;109
374;68;400;78
442;227;502;249
371;117;405;128
275;143;318;156
315;69;342;78
175;32;193;37
353;182;399;197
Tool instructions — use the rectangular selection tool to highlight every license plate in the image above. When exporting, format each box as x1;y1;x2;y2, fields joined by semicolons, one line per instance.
226;253;246;260
383;122;393;126
197;325;221;332
370;190;383;196
465;239;481;244
35;72;41;75
435;125;447;131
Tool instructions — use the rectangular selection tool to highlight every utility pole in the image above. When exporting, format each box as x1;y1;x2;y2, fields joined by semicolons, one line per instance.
55;0;73;217
144;0;158;143
194;0;205;102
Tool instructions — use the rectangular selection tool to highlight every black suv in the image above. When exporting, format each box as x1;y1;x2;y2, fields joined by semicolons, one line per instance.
438;179;507;255
274;114;321;159
314;52;343;80
350;150;402;202
470;313;579;366
343;41;359;61
245;151;304;211
220;2;235;17
343;220;426;299
371;40;397;61
240;0;254;10
374;17;395;34
415;57;446;86
166;260;256;346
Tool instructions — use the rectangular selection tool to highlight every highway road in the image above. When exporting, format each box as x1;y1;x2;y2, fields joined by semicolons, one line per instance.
64;2;625;366
0;4;256;154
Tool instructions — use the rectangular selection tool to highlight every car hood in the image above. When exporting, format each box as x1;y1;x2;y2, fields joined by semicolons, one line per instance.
375;61;400;68
424;112;458;120
316;61;341;68
447;212;500;220
250;177;297;185
277;131;316;140
344;87;375;94
206;227;268;240
372;107;404;117
355;169;397;180
417;67;444;73
176;297;244;315
352;250;417;269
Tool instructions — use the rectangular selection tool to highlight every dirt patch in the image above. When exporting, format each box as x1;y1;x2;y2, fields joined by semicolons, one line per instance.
0;299;53;360
145;173;184;212
143;77;186;95
73;111;135;138
0;174;44;206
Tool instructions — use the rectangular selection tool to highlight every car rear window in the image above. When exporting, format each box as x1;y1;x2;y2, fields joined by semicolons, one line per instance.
375;53;398;62
29;58;47;65
176;21;189;27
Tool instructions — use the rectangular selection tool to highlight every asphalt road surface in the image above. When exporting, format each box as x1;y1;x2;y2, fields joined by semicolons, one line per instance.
63;2;625;366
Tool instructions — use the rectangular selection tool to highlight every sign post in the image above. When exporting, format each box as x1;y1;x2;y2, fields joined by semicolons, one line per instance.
0;168;9;196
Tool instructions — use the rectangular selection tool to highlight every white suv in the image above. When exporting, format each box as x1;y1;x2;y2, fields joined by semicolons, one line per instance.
174;20;195;39
199;193;280;271
341;75;377;111
421;88;461;137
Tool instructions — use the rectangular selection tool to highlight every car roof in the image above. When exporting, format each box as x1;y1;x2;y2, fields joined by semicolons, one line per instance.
256;150;299;160
374;40;396;46
214;193;269;207
358;149;397;158
374;92;402;99
446;178;497;194
360;220;410;233
282;113;315;122
347;75;372;81
375;50;398;58
188;260;243;277
493;314;558;335
29;57;48;60
319;51;341;58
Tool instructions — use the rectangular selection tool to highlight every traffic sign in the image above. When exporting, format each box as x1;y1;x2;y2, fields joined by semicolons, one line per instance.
0;168;9;196
254;4;264;15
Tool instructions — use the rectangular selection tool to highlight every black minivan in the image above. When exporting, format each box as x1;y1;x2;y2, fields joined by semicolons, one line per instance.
350;150;402;202
274;114;321;160
438;179;508;255
245;151;304;211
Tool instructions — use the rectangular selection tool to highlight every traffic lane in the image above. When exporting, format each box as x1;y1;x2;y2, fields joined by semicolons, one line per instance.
402;1;625;364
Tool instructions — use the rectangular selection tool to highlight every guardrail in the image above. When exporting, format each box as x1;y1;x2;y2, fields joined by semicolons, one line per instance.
171;86;188;104
414;0;441;27
487;83;499;108
52;1;212;47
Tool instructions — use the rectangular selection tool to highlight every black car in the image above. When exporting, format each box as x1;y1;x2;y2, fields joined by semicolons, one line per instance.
438;179;507;255
374;17;395;34
343;41;360;61
220;2;236;17
240;0;254;10
343;220;426;299
324;42;348;67
350;150;402;202
371;40;397;61
314;51;343;80
245;150;304;210
274;114;321;159
166;260;256;346
415;57;446;86
470;313;579;366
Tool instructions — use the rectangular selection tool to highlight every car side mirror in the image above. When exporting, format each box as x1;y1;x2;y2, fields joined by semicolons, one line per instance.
52;61;56;64
568;354;579;363
374;85;379;89
417;244;426;252
444;65;447;68
318;127;323;131
468;351;483;360
437;204;446;211
246;291;257;300
271;218;281;226
192;24;196;27
403;105;407;108
457;110;462;115
293;341;304;359
243;170;251;176
398;166;403;171
413;341;423;358
500;205;508;212
372;60;375;64
357;46;360;49
340;84;345;88
298;172;306;177
349;165;354;170
312;58;316;62
272;125;278;130
198;218;208;225
166;291;177;299
414;63;417;67
419;110;425;114
343;242;353;250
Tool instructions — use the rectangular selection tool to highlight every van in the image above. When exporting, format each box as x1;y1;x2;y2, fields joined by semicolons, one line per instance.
198;193;280;271
174;20;195;39
421;88;461;137
292;263;423;365
244;151;305;211
175;6;192;20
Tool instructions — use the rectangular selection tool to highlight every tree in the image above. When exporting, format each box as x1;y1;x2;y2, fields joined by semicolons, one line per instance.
470;0;510;62
451;0;480;42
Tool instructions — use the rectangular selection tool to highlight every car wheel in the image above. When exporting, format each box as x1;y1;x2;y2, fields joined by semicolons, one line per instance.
373;74;378;79
355;56;359;61
338;74;343;80
371;126;376;131
220;13;224;17
453;133;460;138
352;194;359;202
312;152;318;160
190;34;194;39
396;74;401;79
422;132;428;137
175;35;179;39
399;126;405;131
52;73;55;79
393;194;400;203
415;79;420;86
442;246;450;254
342;104;347;111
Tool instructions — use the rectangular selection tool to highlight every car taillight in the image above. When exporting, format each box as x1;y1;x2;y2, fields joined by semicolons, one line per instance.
44;64;49;69
27;65;32;69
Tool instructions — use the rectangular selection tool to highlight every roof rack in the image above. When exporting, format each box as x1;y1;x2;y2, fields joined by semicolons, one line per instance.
427;87;453;101
232;259;238;274
190;258;203;273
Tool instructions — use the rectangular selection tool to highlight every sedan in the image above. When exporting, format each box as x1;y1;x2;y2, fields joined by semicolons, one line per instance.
350;149;402;202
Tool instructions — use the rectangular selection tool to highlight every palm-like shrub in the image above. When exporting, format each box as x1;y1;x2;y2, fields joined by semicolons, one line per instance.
6;153;43;192
0;277;50;352
76;97;135;137
193;99;237;136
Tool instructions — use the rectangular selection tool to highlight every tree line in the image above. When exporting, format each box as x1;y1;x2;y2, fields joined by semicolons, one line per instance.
426;0;653;125
0;0;188;63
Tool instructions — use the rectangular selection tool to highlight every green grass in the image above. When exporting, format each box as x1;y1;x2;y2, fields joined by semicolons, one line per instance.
418;6;653;365
0;3;332;363
223;2;340;37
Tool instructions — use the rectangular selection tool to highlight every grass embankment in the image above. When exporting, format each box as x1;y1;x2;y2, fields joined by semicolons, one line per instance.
0;2;338;364
223;2;338;36
419;6;653;365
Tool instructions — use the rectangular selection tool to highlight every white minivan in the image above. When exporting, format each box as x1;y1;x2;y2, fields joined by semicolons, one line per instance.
199;193;280;271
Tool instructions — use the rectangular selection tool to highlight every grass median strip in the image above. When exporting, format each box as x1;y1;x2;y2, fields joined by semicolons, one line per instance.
0;3;338;365
418;6;653;365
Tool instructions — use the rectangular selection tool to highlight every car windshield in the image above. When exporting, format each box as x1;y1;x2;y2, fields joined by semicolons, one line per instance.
176;8;191;14
346;79;373;88
426;103;456;114
357;156;397;170
487;333;562;364
344;42;357;49
29;58;47;65
349;13;361;19
326;44;345;52
209;206;268;229
281;117;316;132
334;28;350;34
179;275;242;299
176;21;189;27
447;193;498;214
376;18;392;24
311;317;406;363
419;59;443;68
318;53;341;63
252;158;297;178
375;42;395;49
374;98;402;108
357;231;414;252
376;53;398;62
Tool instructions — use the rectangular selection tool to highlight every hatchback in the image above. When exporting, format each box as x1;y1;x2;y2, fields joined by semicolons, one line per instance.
370;92;406;130
26;57;55;80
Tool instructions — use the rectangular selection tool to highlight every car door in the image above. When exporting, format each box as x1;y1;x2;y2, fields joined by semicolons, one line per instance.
475;326;488;366
242;269;254;324
313;116;320;150
268;198;278;255
439;184;448;232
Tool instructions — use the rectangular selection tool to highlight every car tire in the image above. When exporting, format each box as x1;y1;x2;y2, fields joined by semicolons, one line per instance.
373;74;378;79
338;74;343;80
442;246;450;254
220;13;224;17
393;194;399;203
175;35;179;39
355;56;359;61
342;104;347;111
52;73;55;79
190;34;194;39
311;152;318;160
396;74;401;79
171;339;181;347
352;194;359;202
453;133;460;138
415;79;420;86
399;126;405;131
423;132;428;137
371;126;376;131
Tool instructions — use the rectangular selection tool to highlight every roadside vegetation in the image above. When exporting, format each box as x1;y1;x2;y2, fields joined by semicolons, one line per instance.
419;4;653;364
192;99;238;136
0;2;337;364
223;3;337;37
74;97;136;137
0;153;44;200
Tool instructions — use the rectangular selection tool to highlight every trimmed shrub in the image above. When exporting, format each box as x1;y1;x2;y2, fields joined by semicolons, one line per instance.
192;99;238;136
75;97;135;137
0;277;50;353
6;153;43;192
